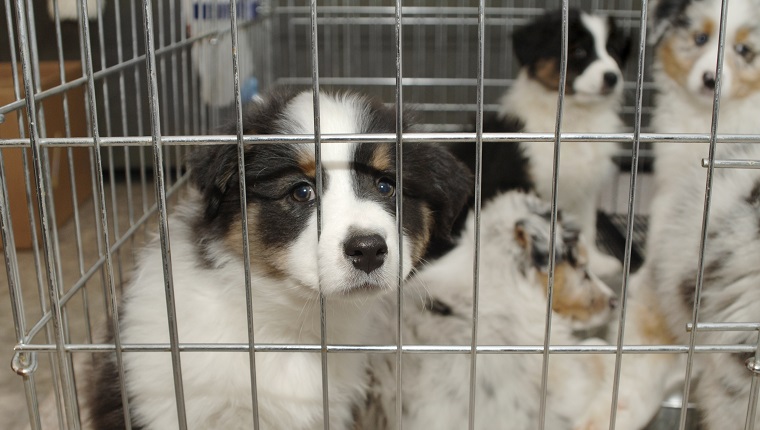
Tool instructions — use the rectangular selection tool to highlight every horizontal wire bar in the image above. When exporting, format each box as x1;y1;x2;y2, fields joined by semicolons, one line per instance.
687;322;760;332
275;5;641;20
13;343;757;355
0;20;262;116
701;158;760;169
3;133;760;148
21;174;189;345
273;76;655;91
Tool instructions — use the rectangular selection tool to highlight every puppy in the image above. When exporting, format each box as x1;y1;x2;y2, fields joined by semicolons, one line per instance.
463;8;630;278
578;1;760;429
360;191;618;430
85;89;472;430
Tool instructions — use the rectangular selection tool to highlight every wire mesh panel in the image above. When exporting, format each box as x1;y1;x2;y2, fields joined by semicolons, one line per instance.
1;0;759;429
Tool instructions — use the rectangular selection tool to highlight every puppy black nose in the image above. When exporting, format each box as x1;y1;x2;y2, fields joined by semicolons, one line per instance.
609;297;619;310
343;234;388;274
703;72;716;90
603;72;618;88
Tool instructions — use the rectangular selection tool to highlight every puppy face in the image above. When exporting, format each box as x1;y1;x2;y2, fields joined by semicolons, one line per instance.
189;90;472;299
514;208;617;330
651;0;760;102
513;8;630;102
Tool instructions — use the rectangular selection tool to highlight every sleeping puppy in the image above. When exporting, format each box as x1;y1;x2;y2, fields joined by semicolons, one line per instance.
360;191;618;430
85;89;473;430
578;1;760;429
453;8;630;278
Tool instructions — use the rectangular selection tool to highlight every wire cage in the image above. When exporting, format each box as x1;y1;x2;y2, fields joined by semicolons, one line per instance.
1;0;759;429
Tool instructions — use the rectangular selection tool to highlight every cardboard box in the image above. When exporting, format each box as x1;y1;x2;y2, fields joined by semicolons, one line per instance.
0;61;93;249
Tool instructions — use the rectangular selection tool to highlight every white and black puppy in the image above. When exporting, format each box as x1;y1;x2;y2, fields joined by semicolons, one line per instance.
360;192;618;430
578;1;760;429
461;8;630;278
86;89;472;430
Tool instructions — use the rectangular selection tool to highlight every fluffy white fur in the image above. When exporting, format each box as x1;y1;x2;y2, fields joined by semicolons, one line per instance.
499;13;625;278
578;1;760;429
363;192;617;430
107;93;413;430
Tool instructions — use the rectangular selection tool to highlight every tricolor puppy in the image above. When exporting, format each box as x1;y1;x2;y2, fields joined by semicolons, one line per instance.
578;1;760;429
86;89;472;430
360;192;617;430
476;8;630;278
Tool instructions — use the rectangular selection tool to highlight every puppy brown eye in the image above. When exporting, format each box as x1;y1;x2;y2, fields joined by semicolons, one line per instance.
376;178;395;197
291;183;315;202
735;43;754;60
573;47;587;59
694;32;709;46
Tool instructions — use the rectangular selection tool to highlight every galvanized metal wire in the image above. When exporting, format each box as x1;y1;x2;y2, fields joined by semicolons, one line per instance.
1;1;759;429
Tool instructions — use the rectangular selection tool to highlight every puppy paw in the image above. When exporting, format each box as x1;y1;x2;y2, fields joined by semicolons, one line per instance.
575;397;650;430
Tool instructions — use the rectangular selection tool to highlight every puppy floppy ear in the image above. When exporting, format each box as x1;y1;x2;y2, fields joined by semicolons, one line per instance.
515;219;552;272
648;0;692;45
512;12;558;68
187;145;240;222
606;16;632;67
403;143;474;244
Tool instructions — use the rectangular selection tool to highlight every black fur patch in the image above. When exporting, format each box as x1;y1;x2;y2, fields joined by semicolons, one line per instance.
405;141;474;260
606;16;632;67
446;114;531;242
746;179;760;206
188;88;308;251
679;276;696;309
88;330;144;430
425;297;454;316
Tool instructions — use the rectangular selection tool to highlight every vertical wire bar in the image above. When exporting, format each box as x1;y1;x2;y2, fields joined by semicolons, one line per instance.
467;1;485;428
76;0;111;365
198;3;209;137
111;0;136;228
0;152;43;430
393;1;404;428
128;0;149;215
25;1;75;382
157;0;172;188
262;3;274;90
0;9;43;430
744;330;760;430
141;0;189;427
5;3;67;422
169;0;181;175
228;0;261;427
180;2;192;147
96;0;125;292
607;3;648;429
309;2;330;428
745;330;760;430
188;5;201;137
76;0;136;426
13;0;80;426
537;1;569;428
52;0;93;347
678;1;729;428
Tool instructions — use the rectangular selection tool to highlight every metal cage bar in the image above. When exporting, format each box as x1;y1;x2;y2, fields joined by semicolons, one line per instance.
2;1;760;429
